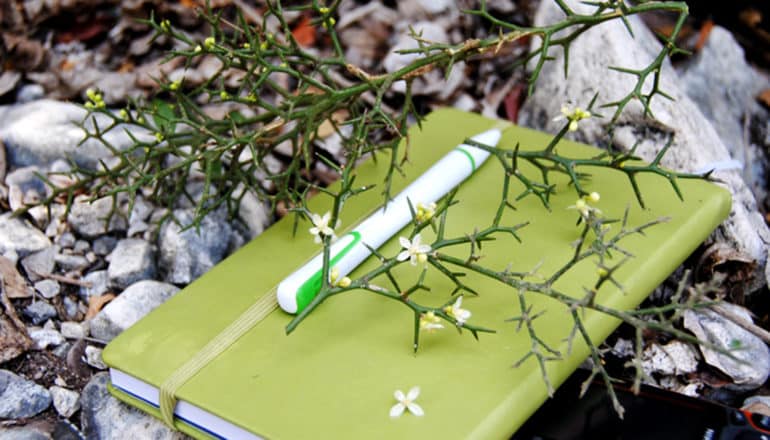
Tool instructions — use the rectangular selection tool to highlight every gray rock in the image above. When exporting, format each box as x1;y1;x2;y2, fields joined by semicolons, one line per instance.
29;328;65;350
54;253;89;271
51;341;72;359
0;99;152;168
234;184;272;239
0;369;52;419
679;26;769;159
23;301;57;325
520;0;770;292
20;246;57;282
92;236;117;256
0;213;51;258
15;84;45;103
89;280;179;341
73;240;90;254
49;386;80;418
128;195;154;224
61;296;81;321
33;279;59;299
158;208;232;284
684;303;770;390
5;166;48;212
55;231;76;248
80;373;187;440
106;239;156;289
2;250;18;265
60;321;88;340
679;26;769;206
83;346;106;370
79;270;110;302
0;423;51;440
67;195;128;239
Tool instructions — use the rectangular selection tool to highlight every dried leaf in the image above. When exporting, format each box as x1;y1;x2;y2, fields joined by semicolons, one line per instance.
291;15;316;48
0;255;32;299
85;293;115;320
757;89;770;109
694;20;714;52
0;278;32;363
316;109;350;138
0;70;20;97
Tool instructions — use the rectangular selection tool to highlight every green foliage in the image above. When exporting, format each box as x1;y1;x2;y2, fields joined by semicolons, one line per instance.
24;0;735;416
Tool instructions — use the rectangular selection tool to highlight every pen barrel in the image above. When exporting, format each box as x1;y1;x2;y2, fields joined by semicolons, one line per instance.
277;128;501;314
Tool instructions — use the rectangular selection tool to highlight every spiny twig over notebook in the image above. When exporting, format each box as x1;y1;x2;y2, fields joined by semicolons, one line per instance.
103;109;730;440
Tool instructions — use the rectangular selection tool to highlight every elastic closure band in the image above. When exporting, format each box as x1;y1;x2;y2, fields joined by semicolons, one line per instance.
159;291;278;427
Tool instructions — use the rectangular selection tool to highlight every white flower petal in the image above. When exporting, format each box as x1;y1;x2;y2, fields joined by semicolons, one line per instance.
390;403;406;418
399;236;411;249
454;296;463;308
309;226;319;235
321;211;331;224
310;213;322;225
412;233;422;246
394;389;405;401
314;235;322;244
397;251;410;261
417;244;432;253
406;402;424;417
406;386;420;401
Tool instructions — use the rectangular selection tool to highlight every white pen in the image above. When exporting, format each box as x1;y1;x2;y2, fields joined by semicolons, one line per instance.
277;128;503;314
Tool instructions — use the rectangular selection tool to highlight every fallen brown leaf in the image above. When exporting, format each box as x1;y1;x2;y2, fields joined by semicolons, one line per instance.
758;89;770;109
0;255;32;299
316;109;350;139
292;15;317;48
86;293;115;320
0;281;32;363
694;19;714;52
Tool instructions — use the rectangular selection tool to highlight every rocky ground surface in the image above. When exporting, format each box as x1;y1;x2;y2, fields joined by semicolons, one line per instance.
1;0;770;439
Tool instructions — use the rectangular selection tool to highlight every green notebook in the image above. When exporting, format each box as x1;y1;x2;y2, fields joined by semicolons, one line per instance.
103;109;731;439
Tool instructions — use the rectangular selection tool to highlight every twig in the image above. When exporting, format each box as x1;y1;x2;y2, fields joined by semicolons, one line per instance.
33;271;93;288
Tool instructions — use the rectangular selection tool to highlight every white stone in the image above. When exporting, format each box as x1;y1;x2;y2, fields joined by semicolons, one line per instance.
49;385;80;418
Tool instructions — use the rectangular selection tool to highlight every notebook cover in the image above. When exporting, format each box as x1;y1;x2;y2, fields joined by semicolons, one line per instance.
103;108;731;439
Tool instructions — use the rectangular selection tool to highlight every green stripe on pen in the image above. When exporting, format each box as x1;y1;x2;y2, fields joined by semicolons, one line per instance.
295;231;362;313
455;147;476;171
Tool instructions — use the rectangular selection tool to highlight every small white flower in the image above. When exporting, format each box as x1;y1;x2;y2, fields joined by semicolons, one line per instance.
553;103;592;132
308;211;335;243
444;296;471;326
397;233;432;265
390;386;424;418
419;311;444;332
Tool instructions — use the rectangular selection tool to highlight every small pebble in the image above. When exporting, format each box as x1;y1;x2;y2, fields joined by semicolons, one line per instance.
84;346;107;370
79;270;110;301
24;301;58;325
62;296;81;321
55;253;89;270
60;321;88;339
29;327;65;350
73;240;90;254
34;279;60;298
92;236;117;256
50;385;80;418
56;231;76;248
20;245;57;281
